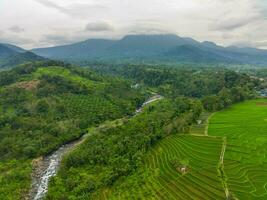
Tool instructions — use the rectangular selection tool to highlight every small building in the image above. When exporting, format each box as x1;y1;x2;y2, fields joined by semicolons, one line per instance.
131;84;140;89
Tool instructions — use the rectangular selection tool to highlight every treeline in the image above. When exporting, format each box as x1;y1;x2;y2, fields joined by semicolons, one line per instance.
46;97;202;199
202;87;253;111
90;64;259;110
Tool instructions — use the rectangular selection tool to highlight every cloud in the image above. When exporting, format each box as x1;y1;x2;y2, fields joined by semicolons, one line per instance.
254;40;267;49
39;34;71;46
0;35;35;46
1;0;267;49
9;26;25;33
211;16;261;31
38;33;93;47
35;0;68;14
124;20;172;35
35;0;108;18
85;22;114;32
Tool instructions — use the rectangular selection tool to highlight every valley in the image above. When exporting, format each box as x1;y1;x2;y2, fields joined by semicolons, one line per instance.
0;36;266;200
30;94;163;200
2;0;267;199
0;57;266;200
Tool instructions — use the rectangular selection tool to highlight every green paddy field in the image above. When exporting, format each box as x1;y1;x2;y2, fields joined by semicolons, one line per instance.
98;99;267;200
209;99;267;200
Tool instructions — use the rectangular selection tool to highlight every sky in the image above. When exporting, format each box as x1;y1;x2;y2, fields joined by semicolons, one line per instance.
0;0;267;49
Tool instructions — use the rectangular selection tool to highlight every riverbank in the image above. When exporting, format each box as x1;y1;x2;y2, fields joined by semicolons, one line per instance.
28;95;163;200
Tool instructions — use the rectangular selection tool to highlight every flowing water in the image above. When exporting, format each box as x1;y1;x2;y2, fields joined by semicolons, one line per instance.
29;95;162;200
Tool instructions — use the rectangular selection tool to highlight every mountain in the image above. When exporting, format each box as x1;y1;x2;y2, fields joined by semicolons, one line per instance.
31;34;267;65
1;43;26;53
0;43;45;68
0;44;17;59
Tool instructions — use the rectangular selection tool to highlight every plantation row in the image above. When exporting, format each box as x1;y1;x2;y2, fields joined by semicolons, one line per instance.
60;94;123;123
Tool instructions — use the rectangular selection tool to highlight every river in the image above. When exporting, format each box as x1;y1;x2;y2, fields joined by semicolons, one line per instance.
29;95;163;200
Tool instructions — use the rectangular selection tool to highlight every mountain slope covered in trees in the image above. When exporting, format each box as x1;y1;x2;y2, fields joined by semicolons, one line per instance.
32;34;267;65
0;44;45;69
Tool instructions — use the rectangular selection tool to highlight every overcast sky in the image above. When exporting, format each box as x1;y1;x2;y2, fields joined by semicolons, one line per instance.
0;0;267;49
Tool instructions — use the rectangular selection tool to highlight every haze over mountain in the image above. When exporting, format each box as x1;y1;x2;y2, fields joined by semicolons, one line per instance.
31;34;267;65
0;43;45;68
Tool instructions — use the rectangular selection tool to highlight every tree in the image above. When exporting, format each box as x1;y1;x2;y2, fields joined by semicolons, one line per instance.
36;99;49;113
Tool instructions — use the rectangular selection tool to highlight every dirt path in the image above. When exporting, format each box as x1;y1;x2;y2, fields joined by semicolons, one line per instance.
219;137;230;199
204;113;215;136
190;112;230;199
220;137;227;165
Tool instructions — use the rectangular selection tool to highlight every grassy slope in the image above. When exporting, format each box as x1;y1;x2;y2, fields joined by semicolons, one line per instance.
209;99;267;199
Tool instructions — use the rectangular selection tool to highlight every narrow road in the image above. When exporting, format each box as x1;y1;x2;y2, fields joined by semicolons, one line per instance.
29;95;163;200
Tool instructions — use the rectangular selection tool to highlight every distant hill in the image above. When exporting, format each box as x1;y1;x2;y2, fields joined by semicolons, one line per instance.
0;44;17;59
2;43;26;53
31;34;267;66
0;43;45;68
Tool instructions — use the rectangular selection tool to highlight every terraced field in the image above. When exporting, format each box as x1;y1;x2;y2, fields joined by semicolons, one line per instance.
209;99;267;200
97;134;226;200
96;99;267;200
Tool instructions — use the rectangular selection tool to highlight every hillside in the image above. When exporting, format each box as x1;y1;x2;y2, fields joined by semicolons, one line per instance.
31;34;267;65
0;44;17;59
0;44;45;69
0;61;145;199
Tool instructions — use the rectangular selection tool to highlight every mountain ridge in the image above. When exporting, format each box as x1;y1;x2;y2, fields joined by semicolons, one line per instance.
0;43;45;68
12;34;267;65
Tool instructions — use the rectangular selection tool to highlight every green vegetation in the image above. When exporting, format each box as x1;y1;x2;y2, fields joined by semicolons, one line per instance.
0;60;263;199
90;65;258;103
96;135;226;200
46;98;203;199
0;61;144;199
0;160;32;200
209;99;267;199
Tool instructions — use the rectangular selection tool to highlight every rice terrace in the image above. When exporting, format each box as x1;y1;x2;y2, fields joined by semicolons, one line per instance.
96;99;267;200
